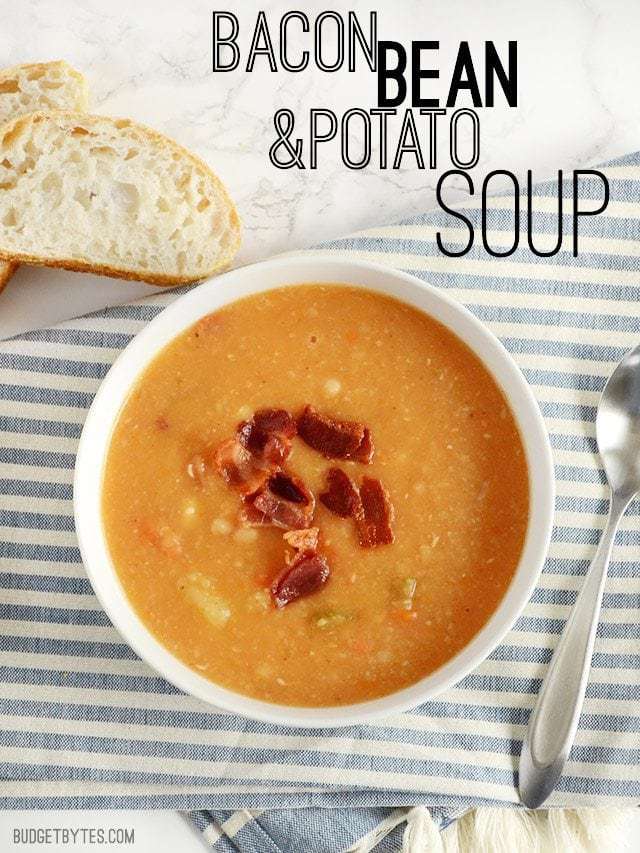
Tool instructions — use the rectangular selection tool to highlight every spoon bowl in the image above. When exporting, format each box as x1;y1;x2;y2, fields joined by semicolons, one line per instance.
597;343;640;499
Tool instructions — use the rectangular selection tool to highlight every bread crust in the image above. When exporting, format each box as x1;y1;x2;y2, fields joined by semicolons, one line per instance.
0;259;17;292
0;248;235;286
0;111;241;285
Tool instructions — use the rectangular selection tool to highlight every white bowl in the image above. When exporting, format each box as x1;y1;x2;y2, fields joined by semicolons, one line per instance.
74;256;555;728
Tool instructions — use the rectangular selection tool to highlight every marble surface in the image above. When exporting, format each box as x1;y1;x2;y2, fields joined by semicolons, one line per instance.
1;1;639;849
1;0;640;339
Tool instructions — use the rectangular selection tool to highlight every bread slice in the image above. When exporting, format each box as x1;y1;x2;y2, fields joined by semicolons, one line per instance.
0;60;88;292
0;111;240;285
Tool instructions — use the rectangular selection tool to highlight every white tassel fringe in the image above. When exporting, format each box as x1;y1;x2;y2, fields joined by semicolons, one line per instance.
403;807;444;852
440;807;635;853
347;806;636;853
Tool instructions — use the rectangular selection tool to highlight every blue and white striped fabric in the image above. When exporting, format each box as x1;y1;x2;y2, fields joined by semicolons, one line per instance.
1;152;639;851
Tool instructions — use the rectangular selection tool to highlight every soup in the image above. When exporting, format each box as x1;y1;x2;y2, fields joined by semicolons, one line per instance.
102;284;529;706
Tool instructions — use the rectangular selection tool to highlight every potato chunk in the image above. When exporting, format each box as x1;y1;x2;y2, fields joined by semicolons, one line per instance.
178;572;231;626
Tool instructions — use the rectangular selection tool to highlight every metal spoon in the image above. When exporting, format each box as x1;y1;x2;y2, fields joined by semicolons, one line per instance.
519;343;640;808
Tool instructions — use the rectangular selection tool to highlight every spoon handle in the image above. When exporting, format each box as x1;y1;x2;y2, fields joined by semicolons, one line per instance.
518;492;627;808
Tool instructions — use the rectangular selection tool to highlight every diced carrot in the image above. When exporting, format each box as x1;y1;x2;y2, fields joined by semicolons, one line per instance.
138;519;182;558
193;314;224;338
391;608;418;623
349;636;374;655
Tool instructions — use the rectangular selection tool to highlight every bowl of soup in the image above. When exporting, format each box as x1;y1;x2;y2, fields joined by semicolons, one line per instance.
74;256;554;727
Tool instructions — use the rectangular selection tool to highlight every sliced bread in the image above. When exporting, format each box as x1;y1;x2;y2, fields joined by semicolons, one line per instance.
0;60;88;291
0;111;241;285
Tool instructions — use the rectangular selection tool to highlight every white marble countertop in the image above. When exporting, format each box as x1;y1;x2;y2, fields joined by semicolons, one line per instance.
1;0;639;849
1;0;640;341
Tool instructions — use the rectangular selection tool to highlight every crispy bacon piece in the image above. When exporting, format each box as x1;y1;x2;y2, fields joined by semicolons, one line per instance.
254;408;297;438
284;526;319;555
242;471;315;530
297;405;374;464
213;409;297;495
250;491;306;530
319;467;363;519
238;408;297;467
320;468;394;547
271;551;330;608
240;500;270;526
357;476;395;547
213;438;269;496
356;428;374;464
269;471;310;503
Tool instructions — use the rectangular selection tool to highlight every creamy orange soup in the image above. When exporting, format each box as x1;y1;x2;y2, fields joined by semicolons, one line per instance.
102;285;529;706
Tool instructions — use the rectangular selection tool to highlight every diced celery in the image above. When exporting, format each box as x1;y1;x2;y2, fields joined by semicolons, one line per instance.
313;611;351;630
393;577;417;610
401;577;417;598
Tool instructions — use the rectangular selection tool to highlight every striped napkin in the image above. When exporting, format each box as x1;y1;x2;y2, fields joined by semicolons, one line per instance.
1;151;639;852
